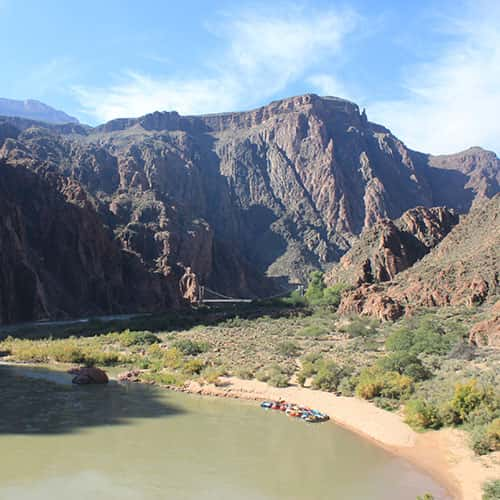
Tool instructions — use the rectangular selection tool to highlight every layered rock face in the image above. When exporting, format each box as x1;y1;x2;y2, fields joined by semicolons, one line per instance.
0;161;169;324
325;206;459;287
338;195;500;320
0;94;499;322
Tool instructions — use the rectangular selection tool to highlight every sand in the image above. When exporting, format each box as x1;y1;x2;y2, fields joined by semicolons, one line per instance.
180;376;500;500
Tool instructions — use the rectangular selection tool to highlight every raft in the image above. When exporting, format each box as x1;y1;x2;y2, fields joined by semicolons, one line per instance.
260;400;329;423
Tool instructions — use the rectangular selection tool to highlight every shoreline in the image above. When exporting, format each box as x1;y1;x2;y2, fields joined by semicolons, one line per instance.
3;361;499;499
169;376;499;500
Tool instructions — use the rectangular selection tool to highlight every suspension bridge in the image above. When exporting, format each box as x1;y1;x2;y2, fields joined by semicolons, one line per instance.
197;284;305;305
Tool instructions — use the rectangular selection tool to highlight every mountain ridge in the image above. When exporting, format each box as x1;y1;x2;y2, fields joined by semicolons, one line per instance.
0;98;79;125
0;93;499;323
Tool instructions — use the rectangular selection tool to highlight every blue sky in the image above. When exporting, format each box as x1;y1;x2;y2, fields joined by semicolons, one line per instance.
0;0;499;154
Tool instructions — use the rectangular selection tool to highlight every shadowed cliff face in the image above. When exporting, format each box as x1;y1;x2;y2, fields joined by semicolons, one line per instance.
0;161;171;324
0;94;499;322
325;206;460;288
337;195;500;321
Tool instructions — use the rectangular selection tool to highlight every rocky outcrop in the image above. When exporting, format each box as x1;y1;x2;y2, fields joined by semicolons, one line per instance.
0;94;498;322
338;195;500;319
469;301;500;348
0;160;170;324
325;206;459;287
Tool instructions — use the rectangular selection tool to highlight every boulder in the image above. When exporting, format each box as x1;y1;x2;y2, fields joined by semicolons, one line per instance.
70;367;109;385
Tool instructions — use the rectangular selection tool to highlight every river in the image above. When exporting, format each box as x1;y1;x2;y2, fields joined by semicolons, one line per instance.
0;365;450;499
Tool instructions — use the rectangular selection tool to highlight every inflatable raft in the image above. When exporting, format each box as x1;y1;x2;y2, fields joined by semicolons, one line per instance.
260;400;329;423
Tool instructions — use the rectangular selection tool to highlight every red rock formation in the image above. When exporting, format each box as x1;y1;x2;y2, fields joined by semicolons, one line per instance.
469;301;500;348
326;206;459;288
0;95;498;322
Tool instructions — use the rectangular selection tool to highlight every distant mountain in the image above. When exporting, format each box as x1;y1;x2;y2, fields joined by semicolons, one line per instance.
0;98;79;124
0;93;499;323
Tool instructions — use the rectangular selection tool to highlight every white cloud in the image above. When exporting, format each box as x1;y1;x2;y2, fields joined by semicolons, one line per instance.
307;74;350;100
75;5;358;122
369;3;500;154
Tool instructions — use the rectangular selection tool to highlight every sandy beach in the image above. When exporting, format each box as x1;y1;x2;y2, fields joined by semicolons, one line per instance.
176;376;500;500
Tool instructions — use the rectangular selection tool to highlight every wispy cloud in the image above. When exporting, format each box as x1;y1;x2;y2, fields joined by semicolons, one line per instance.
369;2;500;154
307;74;351;101
74;5;358;122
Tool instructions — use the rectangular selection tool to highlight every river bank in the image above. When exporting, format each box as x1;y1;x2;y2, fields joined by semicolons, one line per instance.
168;375;499;500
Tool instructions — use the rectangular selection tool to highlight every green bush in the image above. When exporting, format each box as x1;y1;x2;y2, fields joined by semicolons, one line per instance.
281;290;307;307
405;399;442;430
342;317;378;338
182;358;205;375
356;367;413;400
297;372;307;387
235;367;254;380
450;380;488;423
377;352;430;381
471;419;500;455
173;339;210;356
337;376;358;396
256;364;289;387
311;360;344;392
201;366;227;385
115;330;160;346
482;480;500;500
386;317;461;356
322;284;347;308
162;347;184;369
276;341;300;357
299;325;328;338
305;271;326;305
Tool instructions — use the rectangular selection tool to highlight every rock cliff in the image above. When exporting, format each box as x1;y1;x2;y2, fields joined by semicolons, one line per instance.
0;160;170;323
0;94;499;322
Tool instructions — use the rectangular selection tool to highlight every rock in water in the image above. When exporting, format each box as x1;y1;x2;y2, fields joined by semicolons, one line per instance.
71;367;109;385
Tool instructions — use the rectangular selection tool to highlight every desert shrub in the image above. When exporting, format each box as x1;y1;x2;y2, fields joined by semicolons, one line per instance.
377;352;430;381
386;317;462;356
405;399;442;430
450;380;493;424
116;330;160;346
416;495;434;500
374;397;400;412
182;358;205;375
269;371;290;388
337;376;358;396
281;290;307;307
322;284;347;308
299;325;329;338
311;360;344;392
147;343;163;358
342;317;378;338
141;371;186;387
235;367;254;380
305;271;326;305
162;347;184;369
297;372;307;387
471;419;500;455
356;366;413;400
173;339;209;356
277;341;300;357
201;366;227;385
482;480;500;500
256;364;289;387
256;368;270;382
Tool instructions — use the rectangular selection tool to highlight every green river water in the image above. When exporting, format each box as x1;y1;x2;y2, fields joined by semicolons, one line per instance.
0;365;451;500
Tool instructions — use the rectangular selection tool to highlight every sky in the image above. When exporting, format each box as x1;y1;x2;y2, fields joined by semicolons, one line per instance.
0;0;498;155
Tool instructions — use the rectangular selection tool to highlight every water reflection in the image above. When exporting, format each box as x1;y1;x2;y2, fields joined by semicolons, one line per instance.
0;365;183;435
